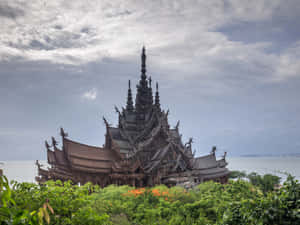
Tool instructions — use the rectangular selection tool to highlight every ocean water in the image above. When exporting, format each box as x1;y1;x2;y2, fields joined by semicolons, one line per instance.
227;157;300;182
0;157;299;183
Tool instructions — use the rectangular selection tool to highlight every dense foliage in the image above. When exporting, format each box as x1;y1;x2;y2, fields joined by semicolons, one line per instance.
0;174;299;225
229;171;282;193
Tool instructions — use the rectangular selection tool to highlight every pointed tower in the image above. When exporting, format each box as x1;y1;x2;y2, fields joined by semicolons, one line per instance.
155;82;160;109
138;46;148;90
148;77;153;106
135;46;151;114
126;80;134;112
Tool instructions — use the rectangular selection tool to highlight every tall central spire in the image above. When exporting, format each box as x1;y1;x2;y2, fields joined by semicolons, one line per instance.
135;46;150;114
140;46;147;87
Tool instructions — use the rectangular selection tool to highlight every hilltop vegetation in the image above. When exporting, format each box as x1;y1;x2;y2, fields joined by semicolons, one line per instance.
0;174;299;225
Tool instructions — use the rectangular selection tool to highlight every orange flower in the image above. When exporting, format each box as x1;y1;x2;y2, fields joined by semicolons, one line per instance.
151;189;161;196
125;188;146;197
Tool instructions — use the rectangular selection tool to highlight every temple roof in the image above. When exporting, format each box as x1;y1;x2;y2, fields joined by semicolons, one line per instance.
63;138;118;173
144;144;172;172
196;167;231;179
47;149;55;165
38;47;230;186
217;158;227;168
54;149;67;166
64;138;115;161
192;153;219;170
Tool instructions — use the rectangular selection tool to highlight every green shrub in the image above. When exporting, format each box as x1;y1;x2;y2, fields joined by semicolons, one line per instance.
0;173;299;225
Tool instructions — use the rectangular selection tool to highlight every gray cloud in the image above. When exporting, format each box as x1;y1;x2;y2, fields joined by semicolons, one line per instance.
1;0;300;160
0;2;25;19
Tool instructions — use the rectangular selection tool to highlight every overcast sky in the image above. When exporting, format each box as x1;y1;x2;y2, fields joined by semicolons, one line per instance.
1;0;300;160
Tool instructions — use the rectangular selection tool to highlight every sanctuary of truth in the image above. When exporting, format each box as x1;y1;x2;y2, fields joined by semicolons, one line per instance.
36;47;230;188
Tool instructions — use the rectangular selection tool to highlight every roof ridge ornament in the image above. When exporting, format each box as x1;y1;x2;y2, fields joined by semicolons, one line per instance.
102;116;110;127
45;140;50;150
185;137;193;148
175;120;180;130
60;127;68;138
51;136;58;148
211;146;217;155
115;106;121;115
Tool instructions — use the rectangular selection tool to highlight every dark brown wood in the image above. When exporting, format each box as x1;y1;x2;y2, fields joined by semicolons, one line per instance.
36;47;230;188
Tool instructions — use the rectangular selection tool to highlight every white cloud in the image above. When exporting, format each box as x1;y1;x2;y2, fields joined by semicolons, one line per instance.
0;0;299;82
82;88;97;100
274;41;300;81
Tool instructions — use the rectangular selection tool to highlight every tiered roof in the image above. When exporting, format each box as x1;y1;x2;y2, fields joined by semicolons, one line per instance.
36;47;230;186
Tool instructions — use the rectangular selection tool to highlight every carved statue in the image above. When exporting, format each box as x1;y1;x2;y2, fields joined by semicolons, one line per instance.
51;137;57;147
60;127;68;138
35;160;41;169
211;146;217;154
185;137;193;149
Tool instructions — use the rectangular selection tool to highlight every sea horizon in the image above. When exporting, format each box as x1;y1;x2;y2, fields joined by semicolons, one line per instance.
1;156;299;184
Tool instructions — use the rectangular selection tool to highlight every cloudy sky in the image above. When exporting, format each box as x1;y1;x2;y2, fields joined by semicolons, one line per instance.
1;0;300;160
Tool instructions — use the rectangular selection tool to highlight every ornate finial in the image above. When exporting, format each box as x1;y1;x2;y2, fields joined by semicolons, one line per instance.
211;146;217;154
126;80;134;111
166;109;169;117
35;160;41;169
155;82;160;109
141;46;146;78
115;106;122;128
148;77;153;105
175;120;180;130
60;127;68;138
115;106;121;115
51;137;57;147
45;140;50;150
103;116;110;127
185;137;193;147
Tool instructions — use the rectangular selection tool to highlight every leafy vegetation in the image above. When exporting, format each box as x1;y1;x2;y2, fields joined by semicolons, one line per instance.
0;174;299;225
229;170;282;193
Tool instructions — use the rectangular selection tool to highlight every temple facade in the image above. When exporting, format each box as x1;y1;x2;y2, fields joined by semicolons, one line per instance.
36;47;230;188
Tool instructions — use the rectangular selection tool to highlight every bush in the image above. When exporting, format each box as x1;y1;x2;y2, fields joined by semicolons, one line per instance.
247;172;281;193
0;174;299;225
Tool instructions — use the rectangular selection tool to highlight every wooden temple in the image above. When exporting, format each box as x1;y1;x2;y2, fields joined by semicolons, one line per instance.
36;47;230;187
